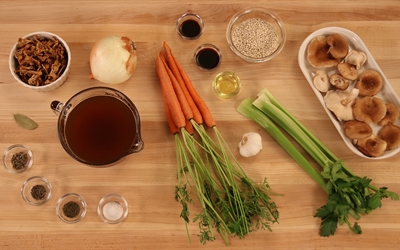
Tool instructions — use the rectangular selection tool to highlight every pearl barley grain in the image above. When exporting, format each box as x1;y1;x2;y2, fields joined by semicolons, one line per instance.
103;201;124;221
232;17;279;58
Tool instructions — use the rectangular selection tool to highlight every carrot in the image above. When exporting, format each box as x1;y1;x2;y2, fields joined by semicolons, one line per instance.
185;118;194;135
156;53;186;129
170;51;217;128
160;53;193;121
163;42;203;125
161;88;179;135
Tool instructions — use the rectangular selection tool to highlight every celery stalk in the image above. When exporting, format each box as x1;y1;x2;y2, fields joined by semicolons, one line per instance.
237;98;328;192
237;91;399;237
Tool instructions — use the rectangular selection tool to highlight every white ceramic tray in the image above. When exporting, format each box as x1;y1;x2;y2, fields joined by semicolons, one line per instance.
298;26;400;159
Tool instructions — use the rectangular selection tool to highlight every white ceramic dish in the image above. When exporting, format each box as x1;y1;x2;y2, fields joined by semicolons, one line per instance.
298;26;400;159
9;31;71;92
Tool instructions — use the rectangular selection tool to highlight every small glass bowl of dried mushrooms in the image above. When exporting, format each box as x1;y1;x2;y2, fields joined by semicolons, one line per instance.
9;31;71;92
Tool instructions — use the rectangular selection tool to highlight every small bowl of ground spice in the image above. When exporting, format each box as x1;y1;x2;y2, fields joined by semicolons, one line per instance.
2;144;33;174
97;194;128;224
9;31;71;92
56;193;87;224
226;8;286;63
21;176;52;206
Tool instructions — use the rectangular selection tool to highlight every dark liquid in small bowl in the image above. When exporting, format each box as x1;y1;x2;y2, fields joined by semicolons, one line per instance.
65;96;136;165
195;48;221;70
180;19;201;38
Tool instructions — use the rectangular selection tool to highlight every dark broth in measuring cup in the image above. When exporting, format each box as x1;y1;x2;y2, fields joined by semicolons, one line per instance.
65;95;136;165
51;87;143;166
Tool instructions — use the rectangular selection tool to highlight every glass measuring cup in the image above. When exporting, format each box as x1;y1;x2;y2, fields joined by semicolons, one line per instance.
51;87;144;167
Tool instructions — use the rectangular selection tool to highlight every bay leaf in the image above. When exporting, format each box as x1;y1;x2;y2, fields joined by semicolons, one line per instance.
13;113;38;130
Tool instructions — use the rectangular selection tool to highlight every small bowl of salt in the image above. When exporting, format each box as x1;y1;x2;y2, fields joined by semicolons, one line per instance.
97;194;128;224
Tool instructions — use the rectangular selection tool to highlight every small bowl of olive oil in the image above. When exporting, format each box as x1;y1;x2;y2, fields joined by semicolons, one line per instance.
212;71;241;99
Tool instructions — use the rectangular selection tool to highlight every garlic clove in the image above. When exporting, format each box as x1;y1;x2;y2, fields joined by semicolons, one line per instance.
238;132;262;157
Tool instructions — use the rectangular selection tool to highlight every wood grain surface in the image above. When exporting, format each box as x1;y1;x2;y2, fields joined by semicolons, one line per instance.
1;1;400;249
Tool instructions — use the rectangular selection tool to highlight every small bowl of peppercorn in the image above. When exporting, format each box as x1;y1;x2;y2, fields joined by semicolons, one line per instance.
56;193;87;224
21;176;52;206
226;7;286;63
3;144;33;174
9;31;71;92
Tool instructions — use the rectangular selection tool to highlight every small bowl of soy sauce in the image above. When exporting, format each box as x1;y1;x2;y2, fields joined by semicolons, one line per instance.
176;13;204;40
194;44;222;71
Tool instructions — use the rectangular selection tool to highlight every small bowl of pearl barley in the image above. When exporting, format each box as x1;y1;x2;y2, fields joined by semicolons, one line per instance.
226;7;286;63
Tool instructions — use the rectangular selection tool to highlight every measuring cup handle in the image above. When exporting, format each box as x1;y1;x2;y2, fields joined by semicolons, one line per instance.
51;100;64;116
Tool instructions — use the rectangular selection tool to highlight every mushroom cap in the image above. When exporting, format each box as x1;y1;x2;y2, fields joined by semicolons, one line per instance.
353;96;387;124
338;62;358;80
345;50;367;70
355;69;383;96
329;73;350;90
355;134;387;157
378;123;400;150
324;88;359;121
307;36;339;68
343;120;372;140
326;33;349;59
313;70;330;92
377;103;400;126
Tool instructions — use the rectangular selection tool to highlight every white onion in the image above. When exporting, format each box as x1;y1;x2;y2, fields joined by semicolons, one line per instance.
89;36;137;84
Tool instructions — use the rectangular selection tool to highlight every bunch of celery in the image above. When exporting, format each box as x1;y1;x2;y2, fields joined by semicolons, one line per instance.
237;89;399;236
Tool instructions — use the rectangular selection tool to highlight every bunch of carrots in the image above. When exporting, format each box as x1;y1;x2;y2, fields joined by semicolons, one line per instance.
155;42;280;245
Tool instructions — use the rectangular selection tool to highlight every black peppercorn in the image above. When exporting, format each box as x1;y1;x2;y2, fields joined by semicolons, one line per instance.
31;184;47;200
11;151;28;170
62;201;81;218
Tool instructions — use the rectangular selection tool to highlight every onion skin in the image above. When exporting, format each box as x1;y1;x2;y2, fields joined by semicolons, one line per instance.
89;36;137;84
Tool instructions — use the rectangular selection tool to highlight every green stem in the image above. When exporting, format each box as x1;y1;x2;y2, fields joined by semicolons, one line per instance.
237;98;328;192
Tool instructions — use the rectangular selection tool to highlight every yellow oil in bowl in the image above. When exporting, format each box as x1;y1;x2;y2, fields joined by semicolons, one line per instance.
212;71;241;99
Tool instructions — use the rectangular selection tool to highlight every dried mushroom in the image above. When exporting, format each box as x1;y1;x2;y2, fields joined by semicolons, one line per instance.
324;88;359;121
13;35;68;86
338;62;358;80
355;134;387;157
307;36;339;68
377;103;400;126
354;69;383;97
343;120;372;140
326;33;348;59
345;50;367;70
313;70;330;92
329;73;350;90
378;124;400;150
353;96;387;124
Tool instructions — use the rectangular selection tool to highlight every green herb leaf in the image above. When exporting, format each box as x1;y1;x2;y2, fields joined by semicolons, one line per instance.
13;113;38;130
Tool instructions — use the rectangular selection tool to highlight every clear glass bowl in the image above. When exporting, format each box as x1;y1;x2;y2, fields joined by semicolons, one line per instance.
194;44;222;71
226;7;286;63
97;194;128;224
212;71;241;99
3;144;33;174
56;193;87;223
21;176;52;206
176;13;204;40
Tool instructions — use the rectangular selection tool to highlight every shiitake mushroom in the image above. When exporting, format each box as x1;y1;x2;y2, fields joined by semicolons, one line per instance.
326;33;349;59
355;134;387;157
307;36;340;68
378;124;400;150
355;70;383;97
343;120;372;140
353;96;387;124
378;103;400;126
